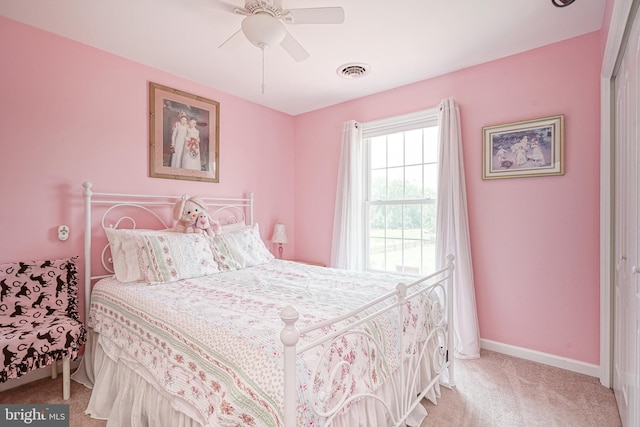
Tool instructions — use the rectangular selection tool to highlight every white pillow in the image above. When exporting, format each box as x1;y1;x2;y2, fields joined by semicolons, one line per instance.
207;223;274;270
105;228;219;284
105;227;149;282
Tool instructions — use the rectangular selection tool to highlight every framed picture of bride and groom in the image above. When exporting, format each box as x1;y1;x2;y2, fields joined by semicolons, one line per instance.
148;82;220;183
482;114;564;180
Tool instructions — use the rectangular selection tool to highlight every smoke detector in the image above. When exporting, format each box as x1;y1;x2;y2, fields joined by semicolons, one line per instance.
337;63;369;79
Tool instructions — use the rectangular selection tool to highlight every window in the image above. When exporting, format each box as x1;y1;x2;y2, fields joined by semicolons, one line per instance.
362;109;439;275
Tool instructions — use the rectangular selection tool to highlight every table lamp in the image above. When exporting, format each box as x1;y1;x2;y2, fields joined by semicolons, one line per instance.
271;223;288;259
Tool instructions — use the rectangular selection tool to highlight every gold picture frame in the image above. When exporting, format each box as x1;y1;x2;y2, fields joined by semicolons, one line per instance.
482;114;564;180
149;82;220;182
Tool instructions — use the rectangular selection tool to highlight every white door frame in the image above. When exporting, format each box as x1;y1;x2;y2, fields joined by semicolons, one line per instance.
600;0;636;388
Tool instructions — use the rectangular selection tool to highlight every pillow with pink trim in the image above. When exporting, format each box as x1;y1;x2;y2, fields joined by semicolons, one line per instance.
105;228;219;284
207;223;273;270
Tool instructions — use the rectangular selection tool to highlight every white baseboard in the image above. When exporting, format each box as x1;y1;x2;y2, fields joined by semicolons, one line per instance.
480;339;600;378
0;359;81;393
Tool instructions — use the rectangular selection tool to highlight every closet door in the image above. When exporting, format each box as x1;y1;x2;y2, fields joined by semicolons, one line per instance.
613;5;640;426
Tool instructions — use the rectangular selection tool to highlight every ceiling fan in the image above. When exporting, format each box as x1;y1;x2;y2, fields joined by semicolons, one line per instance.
218;0;345;62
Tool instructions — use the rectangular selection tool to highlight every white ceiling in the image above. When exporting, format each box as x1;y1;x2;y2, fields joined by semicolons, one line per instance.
0;0;606;116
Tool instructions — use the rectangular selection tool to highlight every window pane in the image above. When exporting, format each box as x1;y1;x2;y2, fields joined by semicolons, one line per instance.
387;133;404;168
405;129;423;166
371;168;387;201
386;205;403;236
403;204;421;234
405;165;423;199
370;136;386;169
422;202;436;235
424;163;438;198
369;205;386;237
387;167;404;200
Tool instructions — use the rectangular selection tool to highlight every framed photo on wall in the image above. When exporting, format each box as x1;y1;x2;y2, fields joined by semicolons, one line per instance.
482;114;564;180
149;82;220;182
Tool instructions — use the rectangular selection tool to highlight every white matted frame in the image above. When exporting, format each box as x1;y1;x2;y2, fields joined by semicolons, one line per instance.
482;114;564;180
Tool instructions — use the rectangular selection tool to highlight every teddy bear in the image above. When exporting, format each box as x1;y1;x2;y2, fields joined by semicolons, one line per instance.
172;196;221;236
187;213;218;236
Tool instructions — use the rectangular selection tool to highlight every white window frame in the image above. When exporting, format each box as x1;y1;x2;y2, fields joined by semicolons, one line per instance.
361;107;439;274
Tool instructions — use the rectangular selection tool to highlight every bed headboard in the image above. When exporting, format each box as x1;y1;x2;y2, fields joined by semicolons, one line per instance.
82;181;254;321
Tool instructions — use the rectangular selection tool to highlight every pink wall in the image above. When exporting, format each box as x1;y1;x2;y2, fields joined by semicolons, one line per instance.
0;16;296;319
294;32;602;364
1;15;604;365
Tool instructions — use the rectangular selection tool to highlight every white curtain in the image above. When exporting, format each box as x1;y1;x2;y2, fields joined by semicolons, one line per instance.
330;120;365;270
436;98;481;359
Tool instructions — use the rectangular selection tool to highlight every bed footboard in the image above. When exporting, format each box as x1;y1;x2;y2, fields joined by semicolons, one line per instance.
281;254;455;427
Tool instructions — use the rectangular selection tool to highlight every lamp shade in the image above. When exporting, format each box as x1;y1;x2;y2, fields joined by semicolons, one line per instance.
241;13;286;48
271;223;288;244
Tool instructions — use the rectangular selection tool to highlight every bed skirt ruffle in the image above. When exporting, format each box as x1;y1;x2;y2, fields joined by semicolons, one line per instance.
73;330;442;427
73;330;203;426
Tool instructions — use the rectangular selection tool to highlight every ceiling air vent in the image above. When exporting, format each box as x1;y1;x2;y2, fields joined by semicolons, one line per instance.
337;63;369;79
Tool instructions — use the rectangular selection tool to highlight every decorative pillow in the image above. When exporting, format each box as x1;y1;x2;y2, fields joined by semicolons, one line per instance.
105;227;148;282
136;232;219;284
105;228;219;284
206;234;243;271
207;223;273;271
0;256;80;320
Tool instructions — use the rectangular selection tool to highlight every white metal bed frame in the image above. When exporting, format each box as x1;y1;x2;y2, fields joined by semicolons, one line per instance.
82;181;253;322
82;181;455;427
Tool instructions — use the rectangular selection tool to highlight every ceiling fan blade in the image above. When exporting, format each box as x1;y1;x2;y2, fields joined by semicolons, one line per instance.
280;31;310;62
284;7;345;24
218;28;243;49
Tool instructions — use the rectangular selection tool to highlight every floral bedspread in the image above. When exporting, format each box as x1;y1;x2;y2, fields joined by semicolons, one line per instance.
89;260;435;427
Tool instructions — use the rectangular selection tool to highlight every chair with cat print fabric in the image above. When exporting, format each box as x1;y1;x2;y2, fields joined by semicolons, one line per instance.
0;256;86;399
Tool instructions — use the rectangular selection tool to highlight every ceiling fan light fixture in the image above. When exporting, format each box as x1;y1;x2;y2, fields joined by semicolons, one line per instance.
241;13;286;48
337;63;370;79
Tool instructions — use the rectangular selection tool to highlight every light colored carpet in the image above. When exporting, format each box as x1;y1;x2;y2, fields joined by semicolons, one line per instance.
0;350;621;427
421;350;622;427
0;372;105;427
